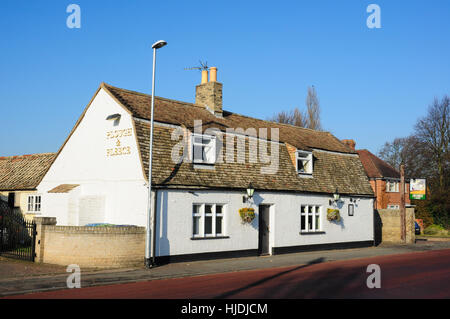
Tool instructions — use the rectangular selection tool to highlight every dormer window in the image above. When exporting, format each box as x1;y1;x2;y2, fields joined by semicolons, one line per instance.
192;134;216;164
297;150;313;175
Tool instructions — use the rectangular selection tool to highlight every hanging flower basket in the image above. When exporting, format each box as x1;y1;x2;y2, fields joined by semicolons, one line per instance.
327;208;341;222
239;207;256;224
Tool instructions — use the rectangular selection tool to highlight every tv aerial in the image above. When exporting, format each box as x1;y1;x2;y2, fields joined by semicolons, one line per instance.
184;60;209;71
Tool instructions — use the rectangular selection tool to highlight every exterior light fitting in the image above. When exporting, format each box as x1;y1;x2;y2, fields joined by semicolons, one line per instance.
329;188;340;205
333;188;340;201
243;182;255;203
152;40;167;49
145;39;168;269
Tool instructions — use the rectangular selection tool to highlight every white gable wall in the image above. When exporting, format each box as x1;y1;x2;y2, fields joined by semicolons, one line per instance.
38;88;148;226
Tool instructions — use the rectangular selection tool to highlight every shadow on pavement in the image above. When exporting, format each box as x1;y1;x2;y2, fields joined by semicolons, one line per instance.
213;256;372;299
214;257;326;299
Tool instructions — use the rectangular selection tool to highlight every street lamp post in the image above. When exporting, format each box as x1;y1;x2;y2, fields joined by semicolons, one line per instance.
145;40;167;269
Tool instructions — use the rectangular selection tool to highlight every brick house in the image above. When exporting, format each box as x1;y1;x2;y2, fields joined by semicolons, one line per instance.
35;69;377;262
0;153;56;220
340;141;410;210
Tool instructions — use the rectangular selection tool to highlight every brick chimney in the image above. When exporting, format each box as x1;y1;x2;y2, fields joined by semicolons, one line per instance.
341;139;356;151
195;67;223;116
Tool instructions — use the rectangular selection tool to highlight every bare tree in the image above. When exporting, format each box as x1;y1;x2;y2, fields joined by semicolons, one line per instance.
269;107;307;127
378;135;435;180
414;95;450;190
379;96;450;228
378;137;406;171
305;86;322;130
269;86;322;130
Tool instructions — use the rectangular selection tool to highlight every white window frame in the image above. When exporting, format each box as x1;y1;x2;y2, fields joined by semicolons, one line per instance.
387;204;400;209
215;204;224;236
192;204;202;236
192;203;226;238
192;134;216;165
296;150;313;175
386;180;399;193
27;195;41;212
300;205;322;233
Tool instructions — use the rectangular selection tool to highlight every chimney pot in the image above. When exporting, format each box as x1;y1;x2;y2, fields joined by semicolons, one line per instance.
201;70;208;84
341;139;356;151
209;67;217;82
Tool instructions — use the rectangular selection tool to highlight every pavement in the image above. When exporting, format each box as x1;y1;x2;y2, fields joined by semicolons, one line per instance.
1;240;450;297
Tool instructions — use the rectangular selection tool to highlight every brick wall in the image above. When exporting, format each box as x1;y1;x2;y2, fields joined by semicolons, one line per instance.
34;217;145;268
371;180;411;209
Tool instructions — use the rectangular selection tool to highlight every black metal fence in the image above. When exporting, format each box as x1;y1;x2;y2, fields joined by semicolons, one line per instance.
0;200;36;262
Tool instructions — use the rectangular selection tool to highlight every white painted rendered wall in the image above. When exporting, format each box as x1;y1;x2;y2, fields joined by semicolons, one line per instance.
154;189;374;257
37;88;148;226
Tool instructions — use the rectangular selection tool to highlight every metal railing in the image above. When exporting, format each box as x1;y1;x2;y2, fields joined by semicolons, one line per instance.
0;200;36;262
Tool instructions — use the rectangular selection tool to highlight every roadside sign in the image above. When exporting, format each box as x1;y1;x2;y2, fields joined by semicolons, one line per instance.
410;179;426;200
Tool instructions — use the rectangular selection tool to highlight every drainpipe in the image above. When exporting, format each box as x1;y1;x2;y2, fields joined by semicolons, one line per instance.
152;189;158;266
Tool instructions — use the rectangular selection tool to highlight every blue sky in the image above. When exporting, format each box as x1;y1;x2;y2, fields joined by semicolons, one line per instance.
1;0;449;156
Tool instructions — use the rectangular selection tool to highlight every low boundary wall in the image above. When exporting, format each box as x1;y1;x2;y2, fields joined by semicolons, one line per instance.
374;208;415;244
34;217;145;268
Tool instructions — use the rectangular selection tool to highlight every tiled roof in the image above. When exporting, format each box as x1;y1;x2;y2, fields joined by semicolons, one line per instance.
0;153;56;191
48;184;80;193
134;120;373;195
101;82;373;196
103;83;355;154
357;149;400;179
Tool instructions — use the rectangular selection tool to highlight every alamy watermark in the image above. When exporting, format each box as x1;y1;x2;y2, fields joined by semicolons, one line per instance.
366;4;381;29
366;264;381;288
66;4;81;29
66;264;81;288
170;120;280;175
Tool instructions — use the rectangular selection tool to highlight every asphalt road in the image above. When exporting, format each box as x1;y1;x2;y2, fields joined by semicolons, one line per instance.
7;249;450;299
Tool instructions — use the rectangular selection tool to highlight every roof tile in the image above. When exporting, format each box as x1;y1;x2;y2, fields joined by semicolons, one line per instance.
0;153;56;190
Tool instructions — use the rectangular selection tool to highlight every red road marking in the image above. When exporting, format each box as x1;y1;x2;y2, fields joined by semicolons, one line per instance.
5;249;450;299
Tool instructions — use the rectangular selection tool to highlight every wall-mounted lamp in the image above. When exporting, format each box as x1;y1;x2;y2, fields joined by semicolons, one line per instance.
329;188;340;205
243;182;255;203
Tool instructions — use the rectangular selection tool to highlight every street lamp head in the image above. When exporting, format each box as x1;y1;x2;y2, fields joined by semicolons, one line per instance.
152;40;167;49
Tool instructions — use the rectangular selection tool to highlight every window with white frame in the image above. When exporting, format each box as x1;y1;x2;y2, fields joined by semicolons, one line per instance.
387;204;400;209
297;151;313;175
27;195;41;212
192;134;216;164
386;180;399;192
192;204;201;236
192;203;225;238
300;205;321;232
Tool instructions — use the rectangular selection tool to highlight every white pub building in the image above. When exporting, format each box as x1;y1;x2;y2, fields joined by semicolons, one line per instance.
37;70;375;262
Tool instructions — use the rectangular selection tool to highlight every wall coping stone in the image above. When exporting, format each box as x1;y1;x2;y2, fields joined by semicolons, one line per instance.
33;216;57;226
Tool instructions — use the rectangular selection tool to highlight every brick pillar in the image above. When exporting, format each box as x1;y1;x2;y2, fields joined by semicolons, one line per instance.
33;217;57;263
406;207;416;244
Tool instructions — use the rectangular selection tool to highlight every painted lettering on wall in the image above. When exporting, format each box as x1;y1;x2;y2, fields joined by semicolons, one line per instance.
106;128;133;139
106;128;133;157
107;146;131;157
